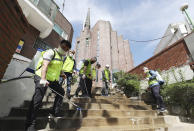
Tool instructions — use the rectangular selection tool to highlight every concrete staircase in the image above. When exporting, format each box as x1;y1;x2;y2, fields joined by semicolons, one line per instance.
1;89;194;131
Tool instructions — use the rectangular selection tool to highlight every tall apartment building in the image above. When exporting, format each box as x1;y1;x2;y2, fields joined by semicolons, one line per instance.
75;9;134;86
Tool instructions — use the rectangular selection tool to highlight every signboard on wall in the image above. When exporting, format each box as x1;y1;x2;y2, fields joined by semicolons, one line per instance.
16;40;24;53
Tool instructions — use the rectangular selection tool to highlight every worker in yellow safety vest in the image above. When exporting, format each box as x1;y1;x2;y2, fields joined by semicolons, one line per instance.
74;57;97;98
92;63;101;82
143;67;166;113
101;64;111;96
25;40;71;131
59;50;76;99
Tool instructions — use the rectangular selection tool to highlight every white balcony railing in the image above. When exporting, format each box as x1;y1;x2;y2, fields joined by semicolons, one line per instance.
29;0;58;22
17;0;55;38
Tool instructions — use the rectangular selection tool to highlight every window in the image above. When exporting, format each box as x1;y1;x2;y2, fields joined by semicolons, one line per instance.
62;32;68;40
54;24;63;35
86;38;89;46
33;38;51;50
29;0;57;22
53;23;68;40
97;31;100;40
30;0;39;6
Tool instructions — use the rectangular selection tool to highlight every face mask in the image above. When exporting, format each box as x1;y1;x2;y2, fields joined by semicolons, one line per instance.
57;46;66;55
69;53;73;57
144;69;149;73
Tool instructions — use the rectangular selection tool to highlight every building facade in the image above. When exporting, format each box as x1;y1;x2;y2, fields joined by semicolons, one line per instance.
154;22;191;55
0;0;74;117
16;0;74;59
0;0;29;80
75;9;134;87
129;32;194;89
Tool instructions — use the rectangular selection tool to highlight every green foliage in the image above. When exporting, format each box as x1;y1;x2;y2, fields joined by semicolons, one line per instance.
113;71;140;97
171;68;178;83
163;71;170;86
161;79;194;116
178;69;185;82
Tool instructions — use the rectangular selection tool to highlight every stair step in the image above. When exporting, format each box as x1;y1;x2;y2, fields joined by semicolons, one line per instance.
8;108;157;117
23;99;146;106
2;90;194;131
21;101;151;110
22;98;146;105
0;116;166;130
69;103;152;110
42;96;130;102
71;98;145;104
94;96;126;99
39;124;167;131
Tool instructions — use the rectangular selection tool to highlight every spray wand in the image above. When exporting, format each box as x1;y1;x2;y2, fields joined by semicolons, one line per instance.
48;87;82;111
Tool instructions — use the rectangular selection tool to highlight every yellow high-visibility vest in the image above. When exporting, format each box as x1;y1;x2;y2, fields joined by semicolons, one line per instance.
62;56;74;73
79;59;92;79
35;49;63;82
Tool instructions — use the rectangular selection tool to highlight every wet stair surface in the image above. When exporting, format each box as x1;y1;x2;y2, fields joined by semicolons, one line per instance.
1;89;194;131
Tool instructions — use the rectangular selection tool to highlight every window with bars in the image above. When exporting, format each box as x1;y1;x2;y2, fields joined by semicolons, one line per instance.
33;38;51;51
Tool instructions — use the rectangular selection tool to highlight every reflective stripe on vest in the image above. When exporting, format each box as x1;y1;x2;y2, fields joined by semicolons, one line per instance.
147;71;158;86
35;49;63;82
62;56;74;73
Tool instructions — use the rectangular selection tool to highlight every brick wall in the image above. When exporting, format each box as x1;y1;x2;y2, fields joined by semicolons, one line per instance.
20;26;64;60
20;12;74;59
20;25;39;59
111;31;119;72
0;0;28;80
124;40;133;71
129;39;191;77
118;35;126;70
43;30;63;48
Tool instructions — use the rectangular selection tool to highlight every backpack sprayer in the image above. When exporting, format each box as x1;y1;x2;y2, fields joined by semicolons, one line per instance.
0;49;82;111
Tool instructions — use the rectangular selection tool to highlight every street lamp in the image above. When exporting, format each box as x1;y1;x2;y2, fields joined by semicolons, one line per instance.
180;3;194;30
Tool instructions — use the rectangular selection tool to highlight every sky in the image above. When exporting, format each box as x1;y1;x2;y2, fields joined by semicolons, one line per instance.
55;0;194;66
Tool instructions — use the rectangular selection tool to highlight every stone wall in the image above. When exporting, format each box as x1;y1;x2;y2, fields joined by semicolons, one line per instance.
140;64;194;89
0;54;34;117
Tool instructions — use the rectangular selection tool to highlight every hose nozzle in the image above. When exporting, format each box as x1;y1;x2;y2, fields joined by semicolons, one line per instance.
76;107;82;111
